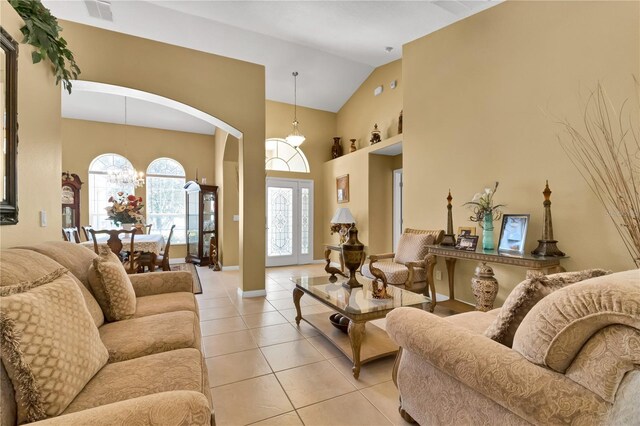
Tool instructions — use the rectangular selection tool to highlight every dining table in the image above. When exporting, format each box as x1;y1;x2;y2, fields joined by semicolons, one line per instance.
80;233;166;255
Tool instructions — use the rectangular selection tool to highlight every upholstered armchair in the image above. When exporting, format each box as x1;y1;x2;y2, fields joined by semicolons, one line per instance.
361;228;443;308
386;270;640;425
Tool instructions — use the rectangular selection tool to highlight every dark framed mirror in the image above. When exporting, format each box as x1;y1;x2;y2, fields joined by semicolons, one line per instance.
1;27;18;225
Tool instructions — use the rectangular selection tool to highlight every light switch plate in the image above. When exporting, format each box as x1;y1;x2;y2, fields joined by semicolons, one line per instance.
40;210;47;227
390;80;397;89
374;85;383;96
233;215;240;222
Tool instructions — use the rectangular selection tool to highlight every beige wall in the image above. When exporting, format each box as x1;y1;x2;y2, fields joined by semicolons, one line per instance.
59;21;266;292
337;59;403;150
61;119;215;258
0;3;62;248
402;0;639;305
266;100;336;260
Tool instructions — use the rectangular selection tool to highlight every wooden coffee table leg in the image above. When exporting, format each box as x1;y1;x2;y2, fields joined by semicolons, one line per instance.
293;288;304;325
347;320;366;379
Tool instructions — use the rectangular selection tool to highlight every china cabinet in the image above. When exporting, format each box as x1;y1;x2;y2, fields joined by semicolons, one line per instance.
184;181;218;266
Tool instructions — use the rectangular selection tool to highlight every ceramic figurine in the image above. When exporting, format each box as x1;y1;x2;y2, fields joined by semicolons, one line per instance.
331;137;343;159
350;139;357;153
370;124;382;145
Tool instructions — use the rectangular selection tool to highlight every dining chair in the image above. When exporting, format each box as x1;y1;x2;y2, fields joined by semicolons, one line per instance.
81;225;94;241
62;227;81;243
89;229;139;274
138;225;174;272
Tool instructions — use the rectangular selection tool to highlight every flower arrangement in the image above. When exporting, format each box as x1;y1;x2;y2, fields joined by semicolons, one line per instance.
464;182;505;227
106;192;144;226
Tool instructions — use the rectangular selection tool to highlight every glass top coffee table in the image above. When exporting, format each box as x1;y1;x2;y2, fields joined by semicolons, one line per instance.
292;276;430;379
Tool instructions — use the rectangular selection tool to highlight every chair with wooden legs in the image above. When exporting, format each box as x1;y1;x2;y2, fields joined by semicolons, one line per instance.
138;225;175;272
81;225;94;241
89;229;139;274
62;227;81;243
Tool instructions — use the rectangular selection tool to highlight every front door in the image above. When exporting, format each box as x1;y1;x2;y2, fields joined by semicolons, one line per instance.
266;178;313;266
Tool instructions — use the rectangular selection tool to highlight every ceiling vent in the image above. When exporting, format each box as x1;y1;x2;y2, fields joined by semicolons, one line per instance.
84;0;113;21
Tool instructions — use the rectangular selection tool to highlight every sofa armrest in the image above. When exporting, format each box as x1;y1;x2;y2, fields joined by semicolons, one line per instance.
129;271;193;297
369;253;395;262
386;308;609;425
31;391;212;426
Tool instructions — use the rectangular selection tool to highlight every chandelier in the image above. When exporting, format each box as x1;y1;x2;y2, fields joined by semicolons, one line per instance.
106;96;145;188
286;71;305;147
107;167;145;188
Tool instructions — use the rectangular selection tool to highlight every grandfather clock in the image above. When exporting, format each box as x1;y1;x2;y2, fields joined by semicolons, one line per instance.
61;172;83;228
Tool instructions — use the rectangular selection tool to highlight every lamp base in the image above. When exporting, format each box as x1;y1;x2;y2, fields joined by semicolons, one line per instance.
440;234;456;247
532;240;565;257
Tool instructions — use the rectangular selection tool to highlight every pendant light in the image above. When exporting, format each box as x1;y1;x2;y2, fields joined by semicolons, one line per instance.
286;71;306;147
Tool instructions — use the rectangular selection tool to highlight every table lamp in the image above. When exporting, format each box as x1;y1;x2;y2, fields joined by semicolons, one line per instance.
331;207;356;244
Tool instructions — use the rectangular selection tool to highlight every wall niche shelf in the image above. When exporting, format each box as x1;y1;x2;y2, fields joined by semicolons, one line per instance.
326;134;403;164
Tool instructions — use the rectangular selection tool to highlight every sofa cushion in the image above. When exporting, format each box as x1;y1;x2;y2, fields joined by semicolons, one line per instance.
63;348;207;414
394;233;434;265
484;269;609;347
18;241;98;292
512;270;640;372
134;292;197;318
99;311;201;362
0;275;109;423
88;248;137;322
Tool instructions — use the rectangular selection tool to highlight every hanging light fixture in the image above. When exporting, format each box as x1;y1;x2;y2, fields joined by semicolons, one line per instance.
107;97;145;188
286;71;306;147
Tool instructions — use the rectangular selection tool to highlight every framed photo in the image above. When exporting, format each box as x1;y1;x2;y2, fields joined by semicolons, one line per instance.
498;214;530;254
457;226;476;237
336;174;350;203
455;235;479;251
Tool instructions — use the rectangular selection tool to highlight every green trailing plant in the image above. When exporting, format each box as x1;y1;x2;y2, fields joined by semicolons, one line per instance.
8;0;80;93
559;79;640;267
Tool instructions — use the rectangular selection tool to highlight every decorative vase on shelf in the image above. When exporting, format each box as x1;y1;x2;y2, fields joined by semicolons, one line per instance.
331;137;343;159
482;212;494;251
349;139;357;153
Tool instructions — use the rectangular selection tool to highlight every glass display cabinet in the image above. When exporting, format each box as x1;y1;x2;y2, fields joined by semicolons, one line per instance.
184;181;218;266
61;172;83;229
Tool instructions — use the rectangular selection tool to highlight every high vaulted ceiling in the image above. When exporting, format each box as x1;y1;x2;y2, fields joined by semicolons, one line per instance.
44;0;500;113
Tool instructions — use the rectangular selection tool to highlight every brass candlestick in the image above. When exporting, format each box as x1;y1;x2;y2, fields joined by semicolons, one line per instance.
532;181;565;257
441;190;456;246
341;225;364;289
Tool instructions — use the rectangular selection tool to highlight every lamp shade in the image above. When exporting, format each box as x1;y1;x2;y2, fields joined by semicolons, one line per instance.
331;207;355;224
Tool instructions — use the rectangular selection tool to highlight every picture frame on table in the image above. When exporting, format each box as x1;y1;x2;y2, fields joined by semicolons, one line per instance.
336;174;350;203
498;214;530;255
455;235;479;251
457;226;476;237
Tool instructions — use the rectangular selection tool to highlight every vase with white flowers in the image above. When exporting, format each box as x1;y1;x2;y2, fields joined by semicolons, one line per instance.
464;182;505;250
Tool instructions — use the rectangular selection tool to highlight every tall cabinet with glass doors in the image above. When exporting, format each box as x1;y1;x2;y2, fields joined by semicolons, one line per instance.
184;181;218;266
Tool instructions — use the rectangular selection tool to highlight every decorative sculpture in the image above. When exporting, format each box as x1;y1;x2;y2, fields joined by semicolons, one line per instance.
440;190;456;246
324;247;347;282
370;124;382;145
349;138;357;153
331;137;343;159
532;181;566;257
341;225;364;289
209;236;221;270
369;263;392;299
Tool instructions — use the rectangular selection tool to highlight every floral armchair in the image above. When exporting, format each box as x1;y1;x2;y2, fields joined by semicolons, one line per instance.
361;228;443;310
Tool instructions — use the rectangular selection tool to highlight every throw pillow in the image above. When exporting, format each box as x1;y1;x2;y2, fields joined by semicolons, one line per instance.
394;233;435;265
484;268;609;347
88;247;137;321
0;275;109;423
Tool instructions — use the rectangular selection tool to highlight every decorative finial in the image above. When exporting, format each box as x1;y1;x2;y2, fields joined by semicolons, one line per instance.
447;190;452;204
543;180;551;201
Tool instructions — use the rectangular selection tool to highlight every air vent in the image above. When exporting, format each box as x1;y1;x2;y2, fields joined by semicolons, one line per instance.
84;0;113;21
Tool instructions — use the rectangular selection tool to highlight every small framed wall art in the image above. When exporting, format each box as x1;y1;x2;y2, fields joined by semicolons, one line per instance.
455;235;479;251
498;214;530;254
336;174;350;203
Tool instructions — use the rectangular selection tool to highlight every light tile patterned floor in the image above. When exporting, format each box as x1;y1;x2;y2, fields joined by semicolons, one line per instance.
195;264;449;426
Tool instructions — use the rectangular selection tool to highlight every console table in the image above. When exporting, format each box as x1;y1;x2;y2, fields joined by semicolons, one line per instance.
426;245;567;312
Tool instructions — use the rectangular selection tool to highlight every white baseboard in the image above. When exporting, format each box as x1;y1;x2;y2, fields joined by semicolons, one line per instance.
222;265;239;271
310;259;326;264
237;288;266;298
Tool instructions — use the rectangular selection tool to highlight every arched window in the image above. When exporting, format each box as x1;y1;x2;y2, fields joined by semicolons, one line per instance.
146;158;186;243
88;154;136;229
265;138;310;173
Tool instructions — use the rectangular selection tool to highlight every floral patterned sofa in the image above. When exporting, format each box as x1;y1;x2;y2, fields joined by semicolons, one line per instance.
0;241;212;425
386;269;639;425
